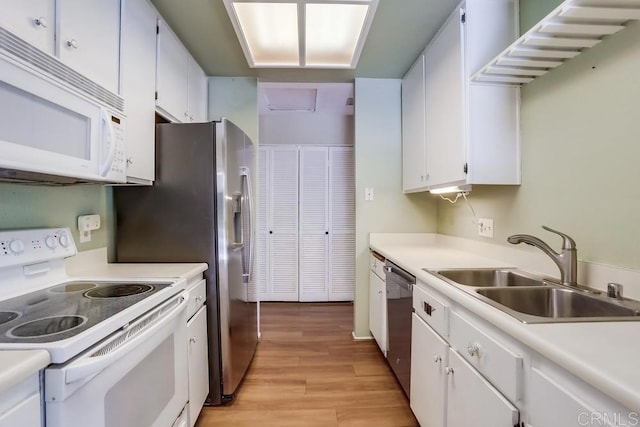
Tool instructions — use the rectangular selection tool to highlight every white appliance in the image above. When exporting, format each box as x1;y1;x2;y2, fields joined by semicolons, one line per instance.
0;228;188;427
0;27;126;184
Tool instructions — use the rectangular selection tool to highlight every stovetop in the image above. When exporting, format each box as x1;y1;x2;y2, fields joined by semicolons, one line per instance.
0;280;171;343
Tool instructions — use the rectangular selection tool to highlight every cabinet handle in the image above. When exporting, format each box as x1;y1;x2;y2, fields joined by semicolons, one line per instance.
126;157;133;165
426;173;430;181
190;115;195;122
378;290;383;295
420;175;424;182
195;296;203;303
467;343;481;357
189;337;197;344
34;17;48;28
67;39;79;49
433;355;441;363
445;367;454;375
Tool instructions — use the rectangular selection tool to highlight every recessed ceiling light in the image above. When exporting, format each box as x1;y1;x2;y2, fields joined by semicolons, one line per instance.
223;0;379;69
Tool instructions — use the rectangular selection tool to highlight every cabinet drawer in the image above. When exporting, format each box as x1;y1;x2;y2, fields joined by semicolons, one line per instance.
370;251;386;280
413;282;448;338
449;311;522;403
187;279;206;320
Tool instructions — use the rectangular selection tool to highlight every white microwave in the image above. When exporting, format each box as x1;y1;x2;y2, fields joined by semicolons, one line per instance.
0;28;126;184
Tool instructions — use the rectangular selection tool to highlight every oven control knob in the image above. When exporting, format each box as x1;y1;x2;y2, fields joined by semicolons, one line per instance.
45;235;58;249
58;234;70;248
8;239;25;254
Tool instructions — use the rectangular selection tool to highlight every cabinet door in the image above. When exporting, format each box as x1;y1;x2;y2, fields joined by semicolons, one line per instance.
446;348;518;427
120;0;157;183
425;8;466;188
251;147;270;302
57;0;121;93
0;0;55;53
369;270;385;354
401;53;427;192
410;314;448;427
268;147;299;301
187;306;209;427
528;367;614;427
328;147;355;301
299;147;329;302
187;57;208;122
156;19;189;122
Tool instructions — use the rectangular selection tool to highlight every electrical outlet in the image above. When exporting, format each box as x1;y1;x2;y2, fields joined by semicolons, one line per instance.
478;218;494;238
365;187;374;201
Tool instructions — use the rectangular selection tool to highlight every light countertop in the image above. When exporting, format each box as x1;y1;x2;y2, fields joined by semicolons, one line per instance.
0;350;49;394
370;233;640;414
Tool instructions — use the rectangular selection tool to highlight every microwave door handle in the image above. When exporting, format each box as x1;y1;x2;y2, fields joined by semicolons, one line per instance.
99;108;116;176
63;293;187;384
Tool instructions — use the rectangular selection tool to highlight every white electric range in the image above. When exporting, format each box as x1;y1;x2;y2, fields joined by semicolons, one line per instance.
0;228;190;427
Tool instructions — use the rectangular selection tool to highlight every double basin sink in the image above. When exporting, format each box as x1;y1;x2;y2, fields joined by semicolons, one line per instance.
425;268;640;323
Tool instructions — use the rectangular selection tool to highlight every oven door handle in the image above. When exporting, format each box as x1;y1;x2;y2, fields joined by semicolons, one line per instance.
64;292;188;384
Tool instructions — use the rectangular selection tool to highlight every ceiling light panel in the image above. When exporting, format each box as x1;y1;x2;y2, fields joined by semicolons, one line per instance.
232;2;299;66
305;3;370;67
224;0;379;69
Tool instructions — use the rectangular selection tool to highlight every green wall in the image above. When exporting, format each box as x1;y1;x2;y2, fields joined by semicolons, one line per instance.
438;16;640;270
519;0;563;33
354;78;437;337
0;183;113;251
208;77;259;144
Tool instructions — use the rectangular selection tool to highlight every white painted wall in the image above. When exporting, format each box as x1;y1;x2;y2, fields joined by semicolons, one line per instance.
354;78;437;338
260;113;354;146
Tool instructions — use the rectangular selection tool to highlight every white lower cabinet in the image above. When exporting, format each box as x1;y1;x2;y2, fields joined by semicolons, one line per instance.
369;257;387;354
187;305;208;427
0;374;42;427
410;280;637;427
410;314;448;427
446;348;518;426
185;277;208;427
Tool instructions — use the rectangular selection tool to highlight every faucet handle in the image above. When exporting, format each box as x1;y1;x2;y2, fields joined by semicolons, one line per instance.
542;225;576;250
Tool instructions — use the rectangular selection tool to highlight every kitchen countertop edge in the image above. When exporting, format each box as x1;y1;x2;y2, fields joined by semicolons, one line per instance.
0;350;50;394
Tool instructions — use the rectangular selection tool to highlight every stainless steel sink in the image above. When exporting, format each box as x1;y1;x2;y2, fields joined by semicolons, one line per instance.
431;268;546;287
475;287;640;323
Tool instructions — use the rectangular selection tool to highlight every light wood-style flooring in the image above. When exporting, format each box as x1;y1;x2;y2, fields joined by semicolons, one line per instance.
195;302;418;427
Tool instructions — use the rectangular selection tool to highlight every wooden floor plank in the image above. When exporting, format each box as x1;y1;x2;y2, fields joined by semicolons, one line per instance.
195;302;417;427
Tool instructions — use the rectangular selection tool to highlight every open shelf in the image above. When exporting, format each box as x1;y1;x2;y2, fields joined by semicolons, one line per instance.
471;0;640;85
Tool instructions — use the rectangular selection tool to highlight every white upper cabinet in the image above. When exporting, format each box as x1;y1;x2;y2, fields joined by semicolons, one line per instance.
156;20;208;123
0;0;55;53
120;0;157;184
156;19;190;122
188;56;208;122
401;0;520;192
0;0;121;93
401;53;427;193
425;9;466;188
57;0;121;93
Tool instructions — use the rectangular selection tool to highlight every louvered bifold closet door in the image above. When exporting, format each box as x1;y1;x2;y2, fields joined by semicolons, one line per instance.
268;147;299;301
250;147;270;302
328;147;355;301
299;147;329;302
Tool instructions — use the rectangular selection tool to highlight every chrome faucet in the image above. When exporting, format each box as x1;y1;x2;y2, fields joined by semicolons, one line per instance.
507;226;578;287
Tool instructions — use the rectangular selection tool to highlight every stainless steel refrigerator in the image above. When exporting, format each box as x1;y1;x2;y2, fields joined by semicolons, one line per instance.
114;119;257;405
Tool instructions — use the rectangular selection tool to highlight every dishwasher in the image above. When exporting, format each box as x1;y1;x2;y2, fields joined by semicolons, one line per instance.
384;260;415;398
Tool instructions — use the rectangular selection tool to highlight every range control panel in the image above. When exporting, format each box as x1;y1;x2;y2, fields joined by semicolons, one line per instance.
0;228;77;269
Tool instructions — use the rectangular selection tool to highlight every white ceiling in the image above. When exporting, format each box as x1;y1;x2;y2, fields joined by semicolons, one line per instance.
149;0;461;82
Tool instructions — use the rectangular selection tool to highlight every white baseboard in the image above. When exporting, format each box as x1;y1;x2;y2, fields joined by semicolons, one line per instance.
352;331;374;341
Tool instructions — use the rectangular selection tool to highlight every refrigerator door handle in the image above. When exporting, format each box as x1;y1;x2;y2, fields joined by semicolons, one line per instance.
240;167;254;283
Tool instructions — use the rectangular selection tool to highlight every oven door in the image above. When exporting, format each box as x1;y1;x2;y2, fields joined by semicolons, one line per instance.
44;292;189;427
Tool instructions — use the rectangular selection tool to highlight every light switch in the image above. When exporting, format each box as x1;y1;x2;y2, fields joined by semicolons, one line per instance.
365;187;374;201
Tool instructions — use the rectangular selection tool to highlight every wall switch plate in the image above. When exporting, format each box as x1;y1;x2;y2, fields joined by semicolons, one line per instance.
478;218;494;238
365;187;374;201
78;214;101;243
